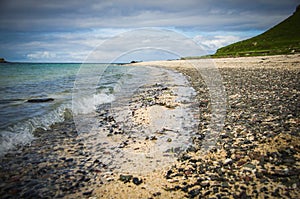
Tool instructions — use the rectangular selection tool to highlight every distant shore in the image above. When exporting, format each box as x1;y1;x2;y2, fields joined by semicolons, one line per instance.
0;58;7;63
128;54;300;69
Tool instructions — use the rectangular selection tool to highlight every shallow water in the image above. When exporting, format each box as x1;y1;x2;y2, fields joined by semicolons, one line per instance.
0;63;198;161
0;64;200;198
0;63;135;156
77;66;199;173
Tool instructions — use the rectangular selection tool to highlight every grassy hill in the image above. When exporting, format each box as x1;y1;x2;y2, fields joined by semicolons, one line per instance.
213;5;300;57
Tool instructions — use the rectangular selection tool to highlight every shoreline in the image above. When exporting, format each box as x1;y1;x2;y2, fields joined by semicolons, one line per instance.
0;55;299;198
127;54;300;69
0;66;197;198
118;54;300;198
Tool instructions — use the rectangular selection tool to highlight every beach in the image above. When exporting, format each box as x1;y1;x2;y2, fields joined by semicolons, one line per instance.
95;54;300;198
0;54;299;198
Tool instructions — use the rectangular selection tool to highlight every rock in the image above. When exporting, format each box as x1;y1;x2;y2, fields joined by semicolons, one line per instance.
82;190;93;196
132;177;143;185
153;192;161;196
166;170;173;179
213;187;219;193
221;182;229;188
224;158;233;165
167;179;179;183
119;174;133;183
282;158;296;165
188;188;200;198
200;181;210;188
118;142;128;148
238;191;249;199
150;136;157;140
243;163;256;169
27;98;54;103
65;158;74;162
106;177;114;182
178;154;191;161
237;160;246;166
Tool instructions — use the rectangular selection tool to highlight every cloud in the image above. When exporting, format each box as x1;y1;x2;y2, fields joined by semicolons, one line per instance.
83;28;207;62
0;29;126;62
27;51;56;60
0;0;297;32
193;34;247;53
0;0;298;61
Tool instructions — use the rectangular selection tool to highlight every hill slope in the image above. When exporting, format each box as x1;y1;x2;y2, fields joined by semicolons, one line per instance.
213;6;300;57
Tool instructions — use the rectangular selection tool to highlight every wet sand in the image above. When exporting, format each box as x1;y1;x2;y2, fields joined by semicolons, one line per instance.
0;66;197;198
0;54;299;198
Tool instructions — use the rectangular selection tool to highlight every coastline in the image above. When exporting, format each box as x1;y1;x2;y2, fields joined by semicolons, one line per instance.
0;54;299;198
0;65;197;198
128;54;300;69
110;54;300;198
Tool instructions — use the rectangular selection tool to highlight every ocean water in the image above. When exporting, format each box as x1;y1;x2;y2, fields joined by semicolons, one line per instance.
0;63;128;156
0;62;198;161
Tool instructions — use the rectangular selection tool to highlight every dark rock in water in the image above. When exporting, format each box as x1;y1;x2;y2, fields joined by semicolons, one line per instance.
27;98;54;103
132;177;143;185
119;174;133;183
63;108;73;120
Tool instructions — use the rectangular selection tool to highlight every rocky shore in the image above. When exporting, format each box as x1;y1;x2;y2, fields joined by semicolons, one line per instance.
0;67;197;198
0;54;299;198
118;54;300;198
160;55;300;198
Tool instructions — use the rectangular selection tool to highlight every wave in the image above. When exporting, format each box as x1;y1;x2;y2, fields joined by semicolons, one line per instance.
72;93;115;115
0;93;116;157
0;104;69;157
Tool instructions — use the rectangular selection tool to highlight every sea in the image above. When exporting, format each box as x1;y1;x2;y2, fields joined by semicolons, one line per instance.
0;62;198;158
0;63;126;156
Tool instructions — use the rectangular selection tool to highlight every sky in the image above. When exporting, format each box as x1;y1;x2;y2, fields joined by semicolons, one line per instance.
0;0;299;62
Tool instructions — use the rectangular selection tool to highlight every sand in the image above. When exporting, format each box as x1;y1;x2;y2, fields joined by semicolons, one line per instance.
128;54;300;69
92;54;300;198
0;54;299;198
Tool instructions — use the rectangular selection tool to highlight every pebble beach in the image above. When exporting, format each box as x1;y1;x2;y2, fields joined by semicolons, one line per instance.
0;54;299;198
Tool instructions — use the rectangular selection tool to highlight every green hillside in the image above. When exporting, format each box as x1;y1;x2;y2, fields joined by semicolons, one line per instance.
213;5;300;57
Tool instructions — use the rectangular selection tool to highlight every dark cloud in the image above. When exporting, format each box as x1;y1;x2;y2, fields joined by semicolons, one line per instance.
0;0;298;32
0;0;298;61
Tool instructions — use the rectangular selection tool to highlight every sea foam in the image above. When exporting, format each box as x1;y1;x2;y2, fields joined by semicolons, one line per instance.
0;104;67;157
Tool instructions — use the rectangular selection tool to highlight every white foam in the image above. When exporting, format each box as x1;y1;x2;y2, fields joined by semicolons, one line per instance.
0;104;69;157
0;130;34;157
72;93;115;115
